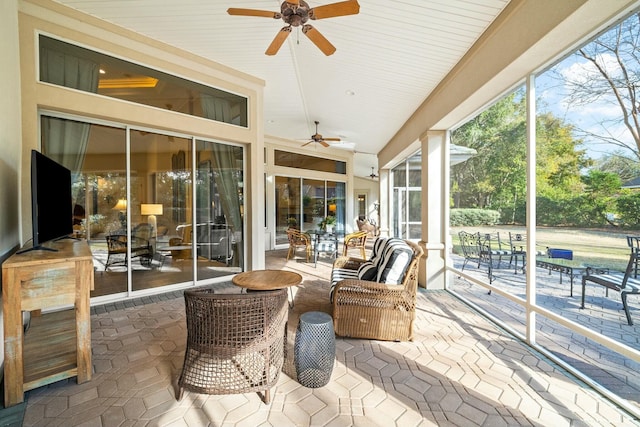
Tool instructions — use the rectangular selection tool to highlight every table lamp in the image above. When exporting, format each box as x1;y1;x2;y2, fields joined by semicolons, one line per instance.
141;204;163;237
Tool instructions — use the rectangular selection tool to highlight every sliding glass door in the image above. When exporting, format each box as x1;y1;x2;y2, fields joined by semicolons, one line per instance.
274;176;346;245
129;129;194;291
195;139;244;277
41;114;244;300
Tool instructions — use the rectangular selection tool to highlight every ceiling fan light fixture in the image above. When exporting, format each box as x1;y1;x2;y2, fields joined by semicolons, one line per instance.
300;120;340;148
369;167;378;179
228;0;360;56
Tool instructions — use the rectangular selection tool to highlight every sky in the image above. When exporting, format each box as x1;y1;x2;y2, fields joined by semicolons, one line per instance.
534;19;638;163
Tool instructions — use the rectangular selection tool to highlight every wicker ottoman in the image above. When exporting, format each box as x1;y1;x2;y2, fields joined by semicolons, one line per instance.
294;311;335;388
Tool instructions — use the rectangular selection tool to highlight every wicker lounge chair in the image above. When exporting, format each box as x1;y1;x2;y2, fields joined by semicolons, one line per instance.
330;238;423;341
177;288;288;404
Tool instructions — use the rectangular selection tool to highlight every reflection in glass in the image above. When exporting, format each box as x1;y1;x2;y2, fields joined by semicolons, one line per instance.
130;130;194;291
274;150;346;174
42;116;128;297
275;176;301;245
302;179;325;231
195;139;244;278
327;181;346;232
41;115;245;298
275;176;346;245
39;35;248;127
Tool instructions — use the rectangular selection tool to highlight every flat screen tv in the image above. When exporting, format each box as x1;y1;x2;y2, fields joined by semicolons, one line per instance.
19;150;73;253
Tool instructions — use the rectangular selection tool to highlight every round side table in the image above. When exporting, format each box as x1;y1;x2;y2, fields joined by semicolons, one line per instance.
294;311;335;388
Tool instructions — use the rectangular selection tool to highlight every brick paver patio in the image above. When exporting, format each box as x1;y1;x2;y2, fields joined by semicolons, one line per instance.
14;249;640;426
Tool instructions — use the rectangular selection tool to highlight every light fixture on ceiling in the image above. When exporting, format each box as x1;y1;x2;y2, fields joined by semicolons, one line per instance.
98;76;159;89
369;167;378;179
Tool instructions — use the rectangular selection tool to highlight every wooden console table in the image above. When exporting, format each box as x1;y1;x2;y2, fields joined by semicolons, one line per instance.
2;239;94;407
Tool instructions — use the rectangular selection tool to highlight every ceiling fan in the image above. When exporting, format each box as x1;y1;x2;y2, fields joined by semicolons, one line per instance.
301;121;340;147
369;167;378;179
228;0;360;56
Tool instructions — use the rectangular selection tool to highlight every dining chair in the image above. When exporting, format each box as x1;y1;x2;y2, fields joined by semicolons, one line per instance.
342;230;368;259
286;228;312;262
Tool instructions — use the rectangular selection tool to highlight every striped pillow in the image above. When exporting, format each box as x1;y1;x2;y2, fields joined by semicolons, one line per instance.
366;237;388;272
370;237;387;261
357;261;377;281
376;239;413;284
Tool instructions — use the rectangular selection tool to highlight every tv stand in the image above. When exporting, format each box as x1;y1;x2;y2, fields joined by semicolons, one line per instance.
2;239;94;407
57;234;80;242
15;245;57;254
15;235;80;254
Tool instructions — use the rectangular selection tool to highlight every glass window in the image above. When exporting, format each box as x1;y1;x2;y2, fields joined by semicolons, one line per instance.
274;176;346;244
408;152;422;187
327;181;346;232
41;114;245;298
39;35;248;127
302;179;325;230
42;116;128;297
357;193;367;218
129;129;194;291
274;150;346;174
195;139;244;274
391;153;421;240
275;176;301;245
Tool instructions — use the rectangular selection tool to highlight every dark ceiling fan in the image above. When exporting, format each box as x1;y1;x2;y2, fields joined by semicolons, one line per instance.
301;121;341;147
369;167;378;179
228;0;360;56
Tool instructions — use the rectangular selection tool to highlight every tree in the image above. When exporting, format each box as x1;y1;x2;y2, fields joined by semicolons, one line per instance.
452;91;588;225
451;91;527;213
580;170;622;226
549;12;640;161
536;112;591;196
594;151;640;183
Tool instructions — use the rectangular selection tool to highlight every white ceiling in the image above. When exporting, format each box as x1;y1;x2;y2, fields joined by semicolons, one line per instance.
54;0;510;177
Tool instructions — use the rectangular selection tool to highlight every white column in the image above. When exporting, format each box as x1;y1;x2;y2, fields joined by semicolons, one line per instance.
525;74;537;345
377;169;390;238
419;130;449;290
250;138;265;269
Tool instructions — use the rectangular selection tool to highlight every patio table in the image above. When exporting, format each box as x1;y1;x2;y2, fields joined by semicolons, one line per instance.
309;231;343;267
232;269;302;307
535;256;608;297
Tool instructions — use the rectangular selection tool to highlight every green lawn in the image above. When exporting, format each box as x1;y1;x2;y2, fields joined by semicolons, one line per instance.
450;226;635;272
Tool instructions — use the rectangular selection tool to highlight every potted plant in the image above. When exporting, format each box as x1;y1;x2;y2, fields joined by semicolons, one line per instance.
287;217;298;229
322;215;337;233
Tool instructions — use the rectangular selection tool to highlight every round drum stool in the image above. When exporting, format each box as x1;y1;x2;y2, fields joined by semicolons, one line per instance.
294;311;335;388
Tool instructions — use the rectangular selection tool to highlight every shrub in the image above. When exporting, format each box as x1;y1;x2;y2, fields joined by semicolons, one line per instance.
450;208;500;226
616;193;640;228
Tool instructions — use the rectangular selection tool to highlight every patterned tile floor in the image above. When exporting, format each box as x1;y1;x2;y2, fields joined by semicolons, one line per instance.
12;248;640;426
